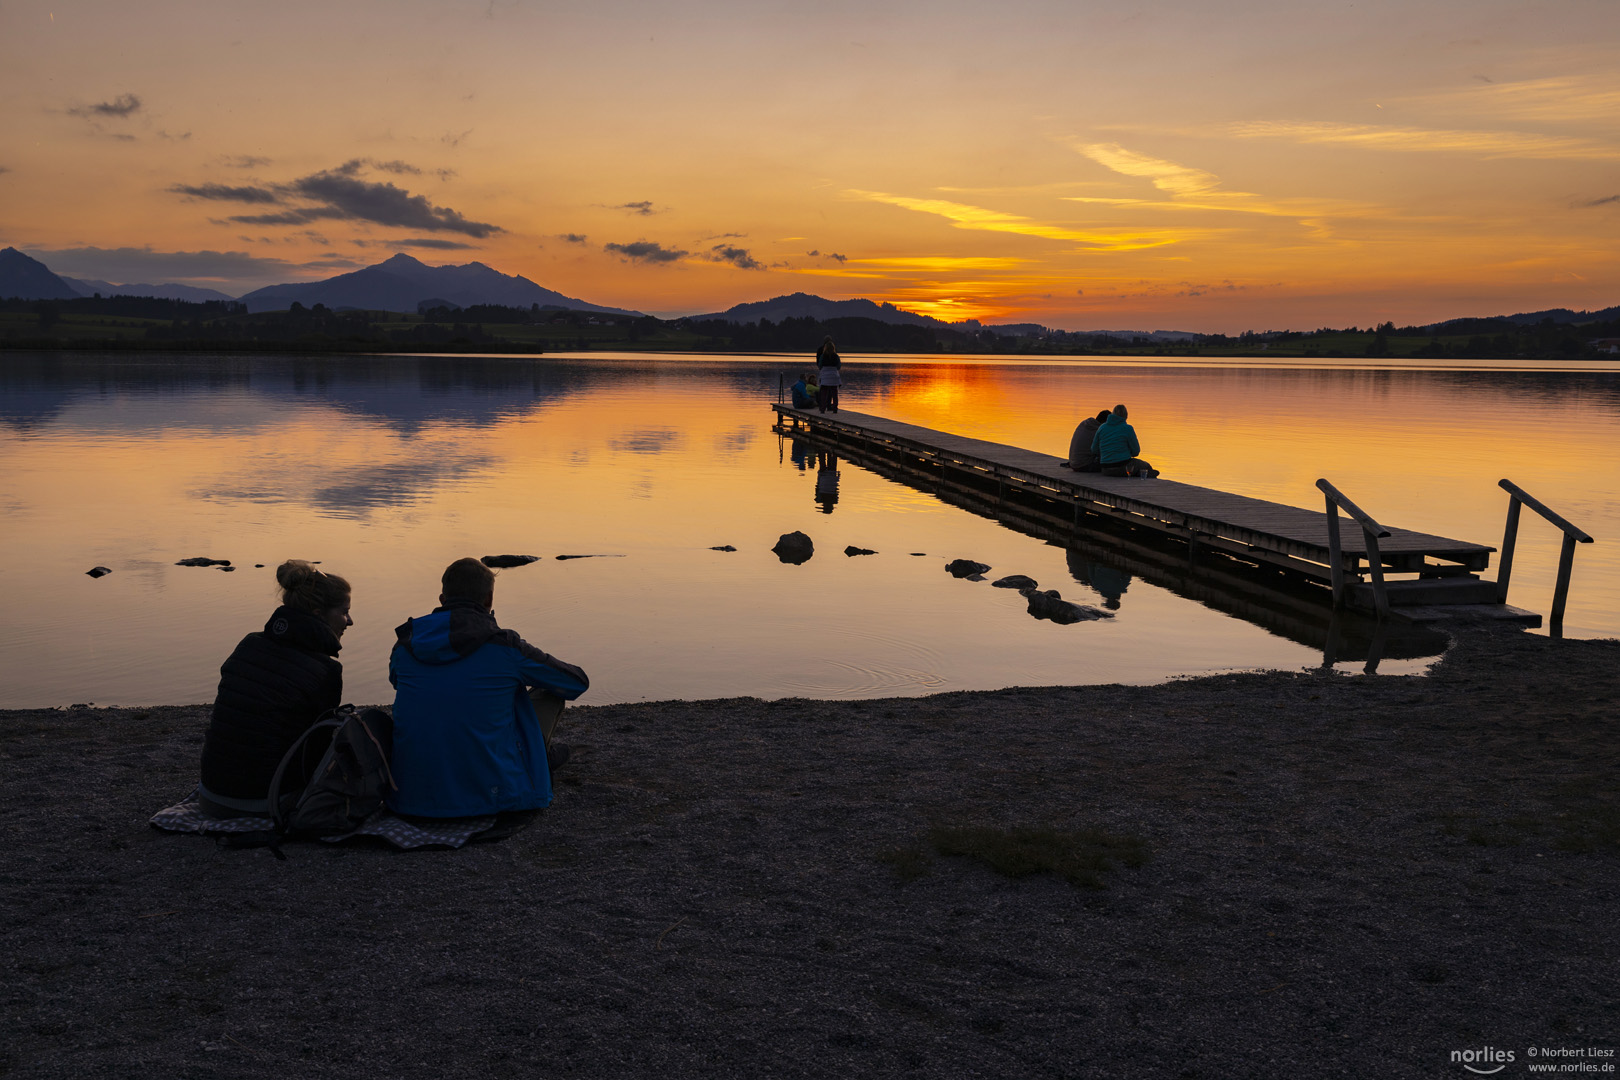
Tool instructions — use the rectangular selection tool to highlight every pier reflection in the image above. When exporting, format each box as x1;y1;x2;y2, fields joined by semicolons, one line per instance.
778;425;1449;668
1067;550;1131;611
814;451;841;513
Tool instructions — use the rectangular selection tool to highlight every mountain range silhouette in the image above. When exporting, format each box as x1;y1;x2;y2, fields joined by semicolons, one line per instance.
237;253;639;315
3;246;1616;333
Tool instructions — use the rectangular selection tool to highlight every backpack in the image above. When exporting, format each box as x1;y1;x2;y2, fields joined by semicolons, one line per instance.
267;705;397;839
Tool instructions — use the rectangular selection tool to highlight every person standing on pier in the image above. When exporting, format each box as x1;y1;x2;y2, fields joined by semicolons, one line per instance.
816;336;842;413
1091;404;1159;478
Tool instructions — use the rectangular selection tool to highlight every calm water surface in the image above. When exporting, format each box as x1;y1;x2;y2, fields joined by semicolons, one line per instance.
2;350;1616;709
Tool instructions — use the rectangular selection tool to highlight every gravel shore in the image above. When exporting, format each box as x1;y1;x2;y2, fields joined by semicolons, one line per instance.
2;626;1616;1079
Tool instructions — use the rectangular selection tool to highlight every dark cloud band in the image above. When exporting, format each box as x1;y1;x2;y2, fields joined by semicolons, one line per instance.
168;159;502;238
604;240;687;263
68;93;142;119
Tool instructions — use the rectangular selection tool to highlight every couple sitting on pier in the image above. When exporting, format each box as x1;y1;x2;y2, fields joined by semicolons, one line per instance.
1062;404;1160;478
197;558;588;825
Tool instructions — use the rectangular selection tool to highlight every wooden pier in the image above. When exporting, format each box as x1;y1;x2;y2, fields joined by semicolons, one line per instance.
772;403;1540;627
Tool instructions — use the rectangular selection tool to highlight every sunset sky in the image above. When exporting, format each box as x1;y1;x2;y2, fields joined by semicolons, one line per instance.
2;0;1617;332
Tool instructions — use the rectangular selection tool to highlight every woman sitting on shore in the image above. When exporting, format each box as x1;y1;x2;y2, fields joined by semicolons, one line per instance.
197;560;353;817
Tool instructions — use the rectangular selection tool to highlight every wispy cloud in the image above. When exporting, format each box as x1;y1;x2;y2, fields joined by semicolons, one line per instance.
222;155;271;169
1411;75;1620;127
1075;144;1220;198
846;190;1183;251
853;256;1029;272
67;93;142;119
170;182;281;204
559;233;588;244
613;201;657;216
22;245;308;283
1580;194;1620;207
395;237;479;249
1224;121;1620;161
1070;143;1379;231
604;239;687;263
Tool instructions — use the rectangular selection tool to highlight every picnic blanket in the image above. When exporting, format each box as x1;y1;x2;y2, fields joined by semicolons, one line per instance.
149;792;512;850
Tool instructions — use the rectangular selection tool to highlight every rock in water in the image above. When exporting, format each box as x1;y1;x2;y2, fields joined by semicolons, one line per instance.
710;545;737;552
481;555;540;568
1020;587;1114;624
844;546;876;557
772;531;814;565
945;559;991;578
85;566;112;578
175;557;231;567
992;574;1038;590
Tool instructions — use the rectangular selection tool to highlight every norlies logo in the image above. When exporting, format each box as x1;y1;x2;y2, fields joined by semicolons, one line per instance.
1453;1047;1516;1074
272;617;289;635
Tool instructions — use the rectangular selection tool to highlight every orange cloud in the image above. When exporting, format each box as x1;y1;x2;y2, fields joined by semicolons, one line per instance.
1224;121;1620;161
845;189;1188;251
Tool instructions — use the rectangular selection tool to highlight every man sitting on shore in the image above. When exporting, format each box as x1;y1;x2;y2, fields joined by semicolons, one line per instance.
387;558;589;818
1091;404;1160;478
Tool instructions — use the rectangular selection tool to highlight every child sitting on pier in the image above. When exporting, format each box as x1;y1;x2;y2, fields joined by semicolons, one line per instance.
790;372;816;410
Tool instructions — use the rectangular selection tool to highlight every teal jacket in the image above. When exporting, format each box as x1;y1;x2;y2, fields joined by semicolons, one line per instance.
388;602;589;817
1091;413;1140;464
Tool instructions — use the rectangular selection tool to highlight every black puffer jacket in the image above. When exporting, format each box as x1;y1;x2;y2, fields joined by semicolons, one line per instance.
199;605;343;800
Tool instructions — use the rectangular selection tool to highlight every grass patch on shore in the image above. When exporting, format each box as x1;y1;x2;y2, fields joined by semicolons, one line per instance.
884;825;1149;889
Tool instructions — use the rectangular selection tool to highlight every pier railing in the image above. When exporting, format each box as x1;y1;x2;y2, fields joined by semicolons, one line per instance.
1496;479;1594;638
1317;479;1391;617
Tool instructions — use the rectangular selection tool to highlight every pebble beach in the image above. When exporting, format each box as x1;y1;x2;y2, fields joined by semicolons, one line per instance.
2;625;1616;1078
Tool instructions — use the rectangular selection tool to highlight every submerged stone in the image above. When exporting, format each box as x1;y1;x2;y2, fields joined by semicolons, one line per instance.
85;566;112;578
772;531;814;565
992;574;1038;590
481;555;540;568
844;546;876;557
1020;587;1113;624
176;557;231;567
945;559;991;579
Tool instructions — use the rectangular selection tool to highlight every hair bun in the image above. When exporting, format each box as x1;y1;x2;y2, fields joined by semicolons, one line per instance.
275;559;315;590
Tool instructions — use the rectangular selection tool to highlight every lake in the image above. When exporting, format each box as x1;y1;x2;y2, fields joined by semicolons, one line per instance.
2;350;1616;709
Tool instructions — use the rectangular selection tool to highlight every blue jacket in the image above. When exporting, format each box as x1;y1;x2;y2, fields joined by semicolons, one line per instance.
388;602;589;817
1091;413;1141;465
790;379;815;408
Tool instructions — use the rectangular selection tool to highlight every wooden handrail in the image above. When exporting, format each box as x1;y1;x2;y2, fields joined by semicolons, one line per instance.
1498;479;1593;542
1315;479;1391;538
1317;478;1390;617
1497;479;1595;638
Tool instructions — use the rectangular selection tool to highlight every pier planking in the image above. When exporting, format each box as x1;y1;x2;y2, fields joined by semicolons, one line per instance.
771;403;1495;588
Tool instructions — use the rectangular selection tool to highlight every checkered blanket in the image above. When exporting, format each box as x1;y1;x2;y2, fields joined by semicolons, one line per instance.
149;793;501;850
